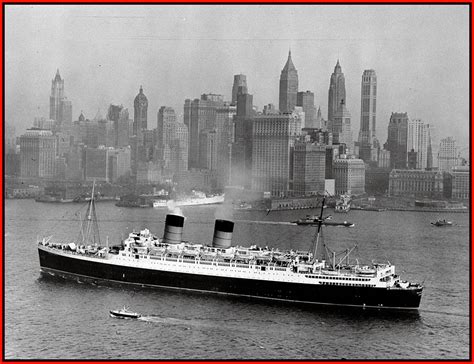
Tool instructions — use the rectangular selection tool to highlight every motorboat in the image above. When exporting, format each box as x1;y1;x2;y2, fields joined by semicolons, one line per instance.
431;219;453;227
109;306;141;319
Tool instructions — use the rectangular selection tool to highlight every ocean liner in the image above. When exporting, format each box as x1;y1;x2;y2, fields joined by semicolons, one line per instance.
38;187;423;309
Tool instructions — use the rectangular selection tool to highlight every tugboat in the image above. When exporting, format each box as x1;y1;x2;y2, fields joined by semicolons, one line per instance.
431;219;453;227
109;306;141;319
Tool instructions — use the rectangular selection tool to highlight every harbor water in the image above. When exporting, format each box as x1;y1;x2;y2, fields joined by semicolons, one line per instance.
4;199;470;359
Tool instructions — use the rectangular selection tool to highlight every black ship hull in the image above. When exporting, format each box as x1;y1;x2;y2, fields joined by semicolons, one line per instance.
38;248;422;309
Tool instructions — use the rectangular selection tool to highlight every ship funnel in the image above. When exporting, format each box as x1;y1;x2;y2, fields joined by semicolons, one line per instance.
163;214;185;244
212;219;234;249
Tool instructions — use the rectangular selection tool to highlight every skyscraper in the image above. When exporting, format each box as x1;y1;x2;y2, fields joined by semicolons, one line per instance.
157;106;189;177
133;86;148;135
438;137;459;172
231;93;254;188
50;69;64;123
279;50;298;113
231;74;248;105
407;118;432;170
183;94;224;169
327;60;346;123
296;91;316;128
251;111;303;196
358;70;377;162
386;112;408;169
293;140;326;195
329;100;352;151
107;104;130;147
20;129;57;178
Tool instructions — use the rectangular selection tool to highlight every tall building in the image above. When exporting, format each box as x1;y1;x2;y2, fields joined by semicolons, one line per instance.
279;50;299;113
107;105;130;147
333;158;365;195
386;112;408;169
451;165;469;200
358;69;377;162
327;60;346;123
231;93;254;188
407;118;432;170
157;106;189;178
133;86;148;136
183;94;224;169
438;137;459;172
199;129;218;171
251;112;303;196
231;74;248;105
296;91;316;128
329;100;353;151
293;140;326;195
215;103;236;188
49;69;73;131
50;69;65;123
59;99;73;127
157;107;177;152
20;129;57;178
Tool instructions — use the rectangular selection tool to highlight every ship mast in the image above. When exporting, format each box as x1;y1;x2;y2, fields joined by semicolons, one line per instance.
310;196;326;263
79;181;101;246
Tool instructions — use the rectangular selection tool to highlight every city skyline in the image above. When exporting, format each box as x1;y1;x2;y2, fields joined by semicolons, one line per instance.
6;5;469;150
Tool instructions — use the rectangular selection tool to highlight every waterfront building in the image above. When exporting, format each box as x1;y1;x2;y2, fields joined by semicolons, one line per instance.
407;118;433;170
450;165;469;200
327;60;346;123
20;129;57;178
184;94;224;169
279;50;299;113
231;74;248;105
133;86;148;136
293;140;326;195
333;157;365;196
365;166;390;195
358;70;377;162
251;112;302;196
438;137;459;172
385;112;408;169
388;169;444;198
297;91;316;128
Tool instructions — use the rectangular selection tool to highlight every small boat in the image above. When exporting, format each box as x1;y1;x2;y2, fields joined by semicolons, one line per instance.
293;215;354;227
109;306;141;319
431;219;453;227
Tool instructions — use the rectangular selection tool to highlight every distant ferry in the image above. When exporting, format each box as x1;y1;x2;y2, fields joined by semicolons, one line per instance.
153;191;224;208
38;185;423;310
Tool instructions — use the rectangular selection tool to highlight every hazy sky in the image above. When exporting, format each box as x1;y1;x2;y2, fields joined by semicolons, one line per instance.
5;5;470;150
